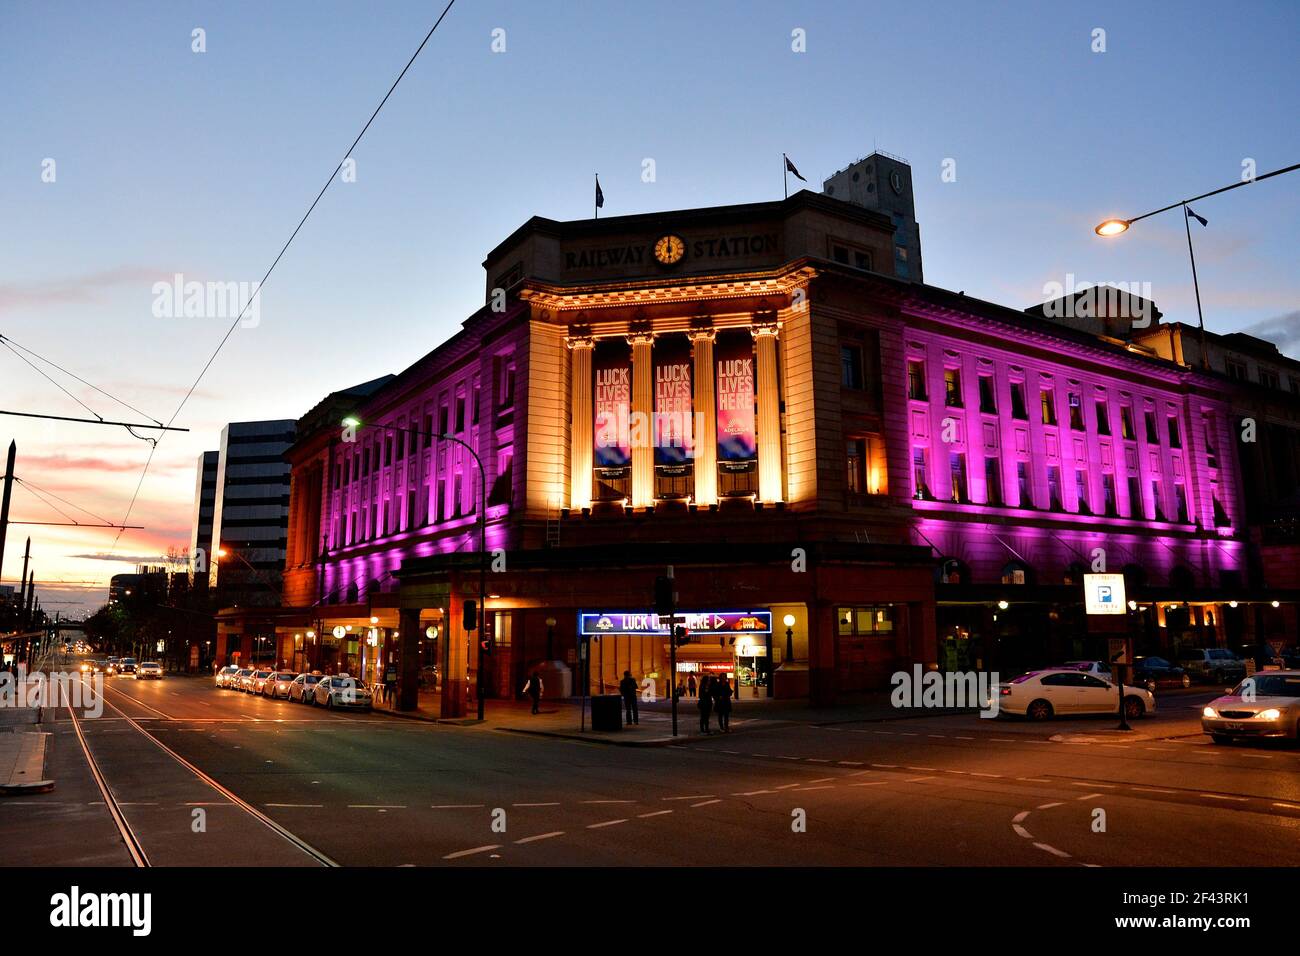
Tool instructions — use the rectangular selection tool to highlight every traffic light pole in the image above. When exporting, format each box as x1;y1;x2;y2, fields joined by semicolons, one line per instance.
667;566;677;737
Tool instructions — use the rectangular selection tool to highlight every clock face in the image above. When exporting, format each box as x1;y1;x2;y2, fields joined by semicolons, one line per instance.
653;234;686;265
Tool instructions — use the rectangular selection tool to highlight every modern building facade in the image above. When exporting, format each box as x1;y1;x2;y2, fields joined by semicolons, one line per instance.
206;420;296;596
214;166;1297;713
188;450;219;584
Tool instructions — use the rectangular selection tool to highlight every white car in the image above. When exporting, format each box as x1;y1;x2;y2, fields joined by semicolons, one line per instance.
287;672;323;703
1061;660;1112;678
992;668;1155;721
135;661;163;679
215;665;240;688
312;675;373;711
1202;671;1300;744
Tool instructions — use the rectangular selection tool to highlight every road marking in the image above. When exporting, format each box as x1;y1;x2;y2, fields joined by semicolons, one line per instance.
898;732;919;737
776;756;801;761
851;781;888;787
794;786;836;791
806;758;831;763
265;803;323;808
663;795;715;801
905;766;938;772
871;763;898;769
514;831;564;844
1033;842;1071;858
990;737;1017;742
348;804;406;809
837;761;863;766
1012;811;1030;823
431;804;484;809
637;810;673;818
1201;794;1248;802
734;789;774;796
513;802;560;807
1076;793;1103;801
954;735;974;740
443;844;501;860
581;799;635;804
903;776;935;783
1070;782;1116;789
587;818;628;829
807;777;835;784
690;799;723;807
1131;787;1176;794
1036;802;1064;810
1012;824;1033;839
1017;777;1051;783
874;731;895;735
775;784;801;790
968;772;1001;778
1273;802;1300;810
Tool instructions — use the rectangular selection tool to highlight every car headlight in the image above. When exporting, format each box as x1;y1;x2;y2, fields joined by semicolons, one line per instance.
1256;708;1281;720
1202;706;1217;718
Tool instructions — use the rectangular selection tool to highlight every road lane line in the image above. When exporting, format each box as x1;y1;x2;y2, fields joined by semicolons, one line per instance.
513;802;560;807
581;799;635;805
1131;787;1176;794
637;810;673;818
794;785;836;791
443;844;501;859
690;799;723;807
851;781;887;787
1076;793;1103;800
871;763;898;769
1012;811;1030;823
1033;842;1071;858
515;831;564;844
1201;794;1248;802
431;804;484;809
837;761;863;766
1012;824;1033;839
663;795;715;801
266;803;323;808
587;818;629;829
734;789;774;796
1036;802;1064;810
1017;777;1051;782
348;804;406;809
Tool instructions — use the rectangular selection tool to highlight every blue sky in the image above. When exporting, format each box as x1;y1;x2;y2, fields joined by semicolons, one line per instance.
1;0;1297;611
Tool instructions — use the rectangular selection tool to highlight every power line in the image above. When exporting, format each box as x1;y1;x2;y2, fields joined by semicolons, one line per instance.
0;337;104;422
109;0;459;552
15;476;118;526
0;333;163;426
0;409;187;431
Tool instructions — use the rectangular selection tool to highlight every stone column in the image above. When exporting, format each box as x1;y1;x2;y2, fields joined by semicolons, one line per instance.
567;336;594;511
441;576;469;719
398;607;421;710
689;328;717;506
753;320;783;503
629;331;655;509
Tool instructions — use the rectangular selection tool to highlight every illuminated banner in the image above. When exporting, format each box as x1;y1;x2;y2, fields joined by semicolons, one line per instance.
593;345;631;468
715;333;756;462
654;337;694;466
579;610;772;636
1084;573;1127;615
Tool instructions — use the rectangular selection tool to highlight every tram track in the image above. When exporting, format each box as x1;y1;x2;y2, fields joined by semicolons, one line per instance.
67;675;338;867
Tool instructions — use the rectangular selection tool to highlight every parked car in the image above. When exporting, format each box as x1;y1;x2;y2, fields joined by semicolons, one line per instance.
1061;660;1112;677
1202;671;1300;744
1177;647;1247;684
249;669;274;694
1131;656;1191;692
234;668;256;691
215;665;241;688
312;675;373;710
135;661;163;680
991;668;1155;721
262;671;298;699
287;672;323;703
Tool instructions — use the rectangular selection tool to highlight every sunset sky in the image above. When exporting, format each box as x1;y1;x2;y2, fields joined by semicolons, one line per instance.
3;0;1297;615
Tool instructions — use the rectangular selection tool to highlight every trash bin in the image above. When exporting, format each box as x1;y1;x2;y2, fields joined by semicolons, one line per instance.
590;694;623;732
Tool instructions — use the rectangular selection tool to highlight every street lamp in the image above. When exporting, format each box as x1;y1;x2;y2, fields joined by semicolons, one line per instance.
545;616;557;659
1093;162;1300;369
782;613;796;661
344;415;489;720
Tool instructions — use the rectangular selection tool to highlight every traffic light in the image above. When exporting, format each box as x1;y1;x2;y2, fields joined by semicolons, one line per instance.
463;599;478;632
673;625;691;646
654;576;676;616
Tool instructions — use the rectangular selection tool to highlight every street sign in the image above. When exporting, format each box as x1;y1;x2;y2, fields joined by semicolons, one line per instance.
578;610;772;637
1108;638;1129;666
1084;573;1127;615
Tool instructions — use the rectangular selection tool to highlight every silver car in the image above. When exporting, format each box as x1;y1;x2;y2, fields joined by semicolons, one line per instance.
312;675;373;711
135;661;163;679
1202;671;1300;743
215;665;240;688
262;671;298;699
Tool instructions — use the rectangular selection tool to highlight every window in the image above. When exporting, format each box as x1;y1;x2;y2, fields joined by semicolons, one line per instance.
1120;405;1136;440
1174;483;1189;523
846;439;865;494
1047;465;1063;510
1127;475;1143;518
841;345;864;389
384;437;393;467
1040;389;1056;426
423;414;433;448
949;452;968;503
1204;420;1218;468
436;479;446;522
452;474;463;517
908;360;927;400
438;404;449;436
853;249;872;271
912;447;930;500
1151;479;1165;521
1145;410;1159;444
1075;469;1090;514
978;375;997;414
455;396;466;433
498;363;516;409
836;605;896;637
1068;393;1084;430
1010;382;1028;420
396;431;405;461
1103;473;1118;517
472;380;481;425
832;245;849;264
1167;415;1181;448
488;453;514;507
1016;461;1032;508
984;457;1002;506
406;489;416;530
1095;400;1110;436
944;368;963;407
1225;358;1247;381
1260;368;1279;390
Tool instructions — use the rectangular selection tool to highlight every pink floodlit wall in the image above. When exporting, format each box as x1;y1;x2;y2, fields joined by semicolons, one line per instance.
894;311;1243;589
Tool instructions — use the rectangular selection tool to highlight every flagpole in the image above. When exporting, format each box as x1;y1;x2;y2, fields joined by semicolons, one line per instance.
782;154;788;199
595;174;599;220
1182;202;1209;371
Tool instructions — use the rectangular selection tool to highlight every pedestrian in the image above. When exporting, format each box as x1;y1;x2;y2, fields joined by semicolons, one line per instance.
714;676;732;733
383;662;398;705
687;674;696;698
618;669;639;725
697;675;713;734
522;670;543;714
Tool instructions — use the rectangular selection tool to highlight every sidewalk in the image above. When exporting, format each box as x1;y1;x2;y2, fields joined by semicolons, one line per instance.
0;709;54;794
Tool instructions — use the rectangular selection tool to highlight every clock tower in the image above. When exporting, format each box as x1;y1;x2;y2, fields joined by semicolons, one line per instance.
821;151;923;282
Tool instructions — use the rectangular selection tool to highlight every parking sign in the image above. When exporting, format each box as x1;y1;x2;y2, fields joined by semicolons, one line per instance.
1084;573;1127;615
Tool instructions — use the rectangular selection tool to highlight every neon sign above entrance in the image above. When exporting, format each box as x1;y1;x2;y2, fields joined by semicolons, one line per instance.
579;611;772;637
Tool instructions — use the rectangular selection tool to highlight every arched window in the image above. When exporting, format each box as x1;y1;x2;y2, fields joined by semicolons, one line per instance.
1001;560;1034;586
936;557;971;585
345;582;359;604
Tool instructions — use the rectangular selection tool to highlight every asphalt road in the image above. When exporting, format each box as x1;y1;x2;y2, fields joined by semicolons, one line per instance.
6;668;1299;867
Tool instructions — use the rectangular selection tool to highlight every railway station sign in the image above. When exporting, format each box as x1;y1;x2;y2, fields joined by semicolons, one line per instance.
579;610;772;637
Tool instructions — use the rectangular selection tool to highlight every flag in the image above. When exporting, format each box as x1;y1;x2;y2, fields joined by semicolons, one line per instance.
784;154;807;182
1186;206;1207;227
595;175;604;209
